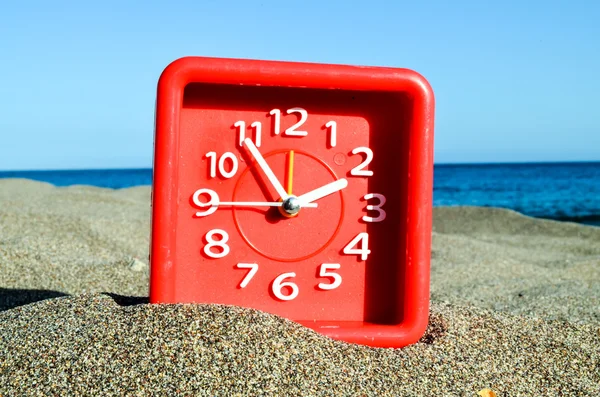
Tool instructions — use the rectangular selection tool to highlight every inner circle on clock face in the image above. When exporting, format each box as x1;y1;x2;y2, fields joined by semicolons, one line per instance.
232;149;344;262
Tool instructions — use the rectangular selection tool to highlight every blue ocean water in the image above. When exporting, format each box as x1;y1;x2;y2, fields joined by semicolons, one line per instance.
434;162;600;226
1;162;599;226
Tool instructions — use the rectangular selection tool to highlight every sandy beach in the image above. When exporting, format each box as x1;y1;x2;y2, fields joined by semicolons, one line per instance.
1;179;599;395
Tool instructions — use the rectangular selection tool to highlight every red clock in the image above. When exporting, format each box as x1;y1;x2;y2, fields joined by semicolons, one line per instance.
149;56;435;348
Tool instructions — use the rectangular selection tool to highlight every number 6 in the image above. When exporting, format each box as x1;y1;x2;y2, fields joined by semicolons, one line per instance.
272;272;299;301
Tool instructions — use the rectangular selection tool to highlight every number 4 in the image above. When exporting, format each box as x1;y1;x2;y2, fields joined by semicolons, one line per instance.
343;232;370;261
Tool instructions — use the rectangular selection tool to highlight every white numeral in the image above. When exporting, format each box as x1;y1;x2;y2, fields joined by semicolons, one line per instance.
269;109;281;135
203;229;230;258
235;263;258;288
192;188;219;217
317;264;342;290
234;120;262;147
269;107;310;137
205;152;217;178
250;121;262;147
272;272;299;301
350;147;374;176
363;193;387;222
325;121;337;147
205;152;239;179
233;121;245;146
343;232;370;261
285;108;308;136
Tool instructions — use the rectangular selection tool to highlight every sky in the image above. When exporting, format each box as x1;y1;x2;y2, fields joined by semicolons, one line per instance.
1;0;599;170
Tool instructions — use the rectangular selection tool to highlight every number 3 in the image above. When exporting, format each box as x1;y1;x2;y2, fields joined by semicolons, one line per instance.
363;193;386;222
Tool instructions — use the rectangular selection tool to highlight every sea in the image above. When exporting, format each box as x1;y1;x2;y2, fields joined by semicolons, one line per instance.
1;162;599;227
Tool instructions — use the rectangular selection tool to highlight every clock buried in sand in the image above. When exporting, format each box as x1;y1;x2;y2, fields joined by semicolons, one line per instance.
149;56;435;348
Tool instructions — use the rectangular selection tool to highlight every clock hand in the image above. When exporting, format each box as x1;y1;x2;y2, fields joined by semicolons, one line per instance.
296;178;348;205
286;150;294;195
243;138;289;201
218;201;317;208
195;200;317;216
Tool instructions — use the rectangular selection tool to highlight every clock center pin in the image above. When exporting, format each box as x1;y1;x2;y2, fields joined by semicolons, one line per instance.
281;195;301;216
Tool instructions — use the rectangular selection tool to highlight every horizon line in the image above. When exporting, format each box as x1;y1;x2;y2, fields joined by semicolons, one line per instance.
1;159;599;173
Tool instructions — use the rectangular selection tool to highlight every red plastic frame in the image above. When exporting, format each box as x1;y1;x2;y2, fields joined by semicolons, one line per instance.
149;56;435;348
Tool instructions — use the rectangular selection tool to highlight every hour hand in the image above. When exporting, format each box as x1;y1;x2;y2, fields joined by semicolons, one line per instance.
243;138;289;201
297;178;348;205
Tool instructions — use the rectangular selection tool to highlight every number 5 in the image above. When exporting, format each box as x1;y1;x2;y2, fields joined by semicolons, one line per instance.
317;264;342;290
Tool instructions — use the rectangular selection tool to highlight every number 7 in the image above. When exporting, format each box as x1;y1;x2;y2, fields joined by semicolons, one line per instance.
235;263;259;288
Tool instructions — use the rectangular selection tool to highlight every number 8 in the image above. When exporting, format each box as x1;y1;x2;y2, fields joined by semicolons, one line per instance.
203;229;230;258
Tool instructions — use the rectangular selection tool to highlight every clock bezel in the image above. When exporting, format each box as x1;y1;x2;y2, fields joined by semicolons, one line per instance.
149;56;435;348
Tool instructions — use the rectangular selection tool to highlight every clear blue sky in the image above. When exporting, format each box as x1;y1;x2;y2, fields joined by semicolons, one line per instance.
1;0;599;170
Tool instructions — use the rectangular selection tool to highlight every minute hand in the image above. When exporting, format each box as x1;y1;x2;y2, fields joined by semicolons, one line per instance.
243;138;289;201
297;178;348;205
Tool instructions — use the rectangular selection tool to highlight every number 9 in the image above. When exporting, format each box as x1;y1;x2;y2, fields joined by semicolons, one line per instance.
192;188;219;217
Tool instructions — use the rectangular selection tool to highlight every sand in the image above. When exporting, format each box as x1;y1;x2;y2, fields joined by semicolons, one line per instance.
1;179;599;395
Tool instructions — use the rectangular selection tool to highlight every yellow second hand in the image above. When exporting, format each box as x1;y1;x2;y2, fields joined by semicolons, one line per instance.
286;150;294;195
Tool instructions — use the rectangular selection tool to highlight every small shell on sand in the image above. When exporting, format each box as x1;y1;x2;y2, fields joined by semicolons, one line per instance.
127;257;148;272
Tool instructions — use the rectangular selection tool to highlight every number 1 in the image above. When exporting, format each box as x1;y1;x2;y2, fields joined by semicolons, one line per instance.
325;121;337;147
269;109;281;135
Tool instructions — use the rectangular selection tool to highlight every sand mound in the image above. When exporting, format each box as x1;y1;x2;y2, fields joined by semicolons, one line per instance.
1;180;599;395
1;293;598;395
431;206;600;323
0;179;151;302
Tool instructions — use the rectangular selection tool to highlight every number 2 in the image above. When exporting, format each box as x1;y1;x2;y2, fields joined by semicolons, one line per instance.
350;147;373;176
284;108;308;136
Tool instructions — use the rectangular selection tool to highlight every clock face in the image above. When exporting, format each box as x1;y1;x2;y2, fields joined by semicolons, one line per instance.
172;84;407;323
150;56;434;347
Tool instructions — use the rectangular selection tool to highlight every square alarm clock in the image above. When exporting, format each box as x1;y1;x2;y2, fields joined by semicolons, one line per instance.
149;56;435;348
